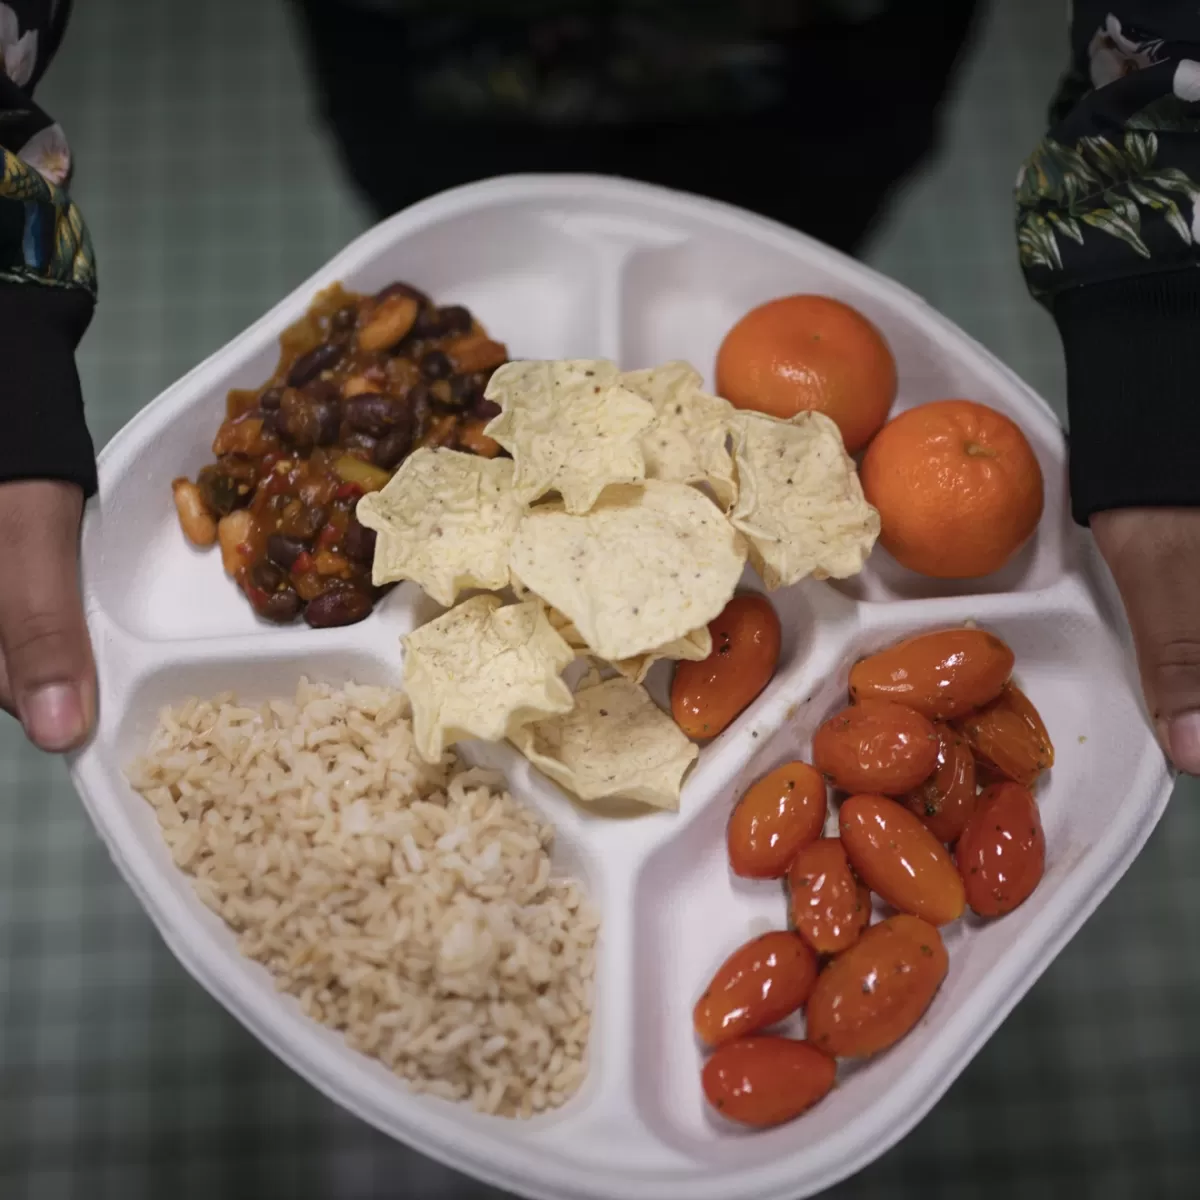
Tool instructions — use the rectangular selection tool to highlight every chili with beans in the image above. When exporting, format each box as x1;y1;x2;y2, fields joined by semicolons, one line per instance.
172;282;508;627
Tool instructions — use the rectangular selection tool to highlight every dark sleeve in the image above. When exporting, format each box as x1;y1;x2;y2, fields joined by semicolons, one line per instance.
0;0;97;497
1017;4;1200;525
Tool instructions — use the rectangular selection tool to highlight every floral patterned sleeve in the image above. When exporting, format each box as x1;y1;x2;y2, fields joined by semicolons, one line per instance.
0;0;97;498
1017;4;1200;525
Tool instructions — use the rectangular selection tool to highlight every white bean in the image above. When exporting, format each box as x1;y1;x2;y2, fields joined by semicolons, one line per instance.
172;478;216;547
217;510;253;576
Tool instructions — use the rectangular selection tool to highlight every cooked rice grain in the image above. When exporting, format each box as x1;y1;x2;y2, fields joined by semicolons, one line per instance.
126;678;599;1118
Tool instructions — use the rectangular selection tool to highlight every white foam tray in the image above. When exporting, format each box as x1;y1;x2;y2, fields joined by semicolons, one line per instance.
71;175;1173;1200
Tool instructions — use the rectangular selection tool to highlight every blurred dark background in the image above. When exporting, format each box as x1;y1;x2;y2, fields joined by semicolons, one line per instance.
0;1;1196;1197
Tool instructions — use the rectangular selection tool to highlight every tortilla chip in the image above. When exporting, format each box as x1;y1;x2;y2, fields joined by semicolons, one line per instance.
509;480;747;661
543;605;588;654
542;601;709;683
483;359;655;513
727;410;879;589
611;625;713;684
356;448;523;607
622;361;737;509
512;677;698;810
402;595;575;762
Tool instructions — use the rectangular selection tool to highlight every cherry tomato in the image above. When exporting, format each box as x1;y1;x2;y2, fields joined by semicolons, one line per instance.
849;628;1014;720
805;914;948;1058
693;932;819;1048
672;593;781;739
839;794;965;925
956;782;1045;917
787;838;871;954
727;762;827;879
899;722;977;844
812;701;938;795
701;1037;836;1127
955;682;1054;787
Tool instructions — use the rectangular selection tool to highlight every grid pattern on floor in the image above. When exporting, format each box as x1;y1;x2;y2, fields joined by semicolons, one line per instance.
0;2;1197;1198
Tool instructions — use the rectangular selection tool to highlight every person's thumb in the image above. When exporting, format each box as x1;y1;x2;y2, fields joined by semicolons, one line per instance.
1092;507;1200;776
0;480;95;752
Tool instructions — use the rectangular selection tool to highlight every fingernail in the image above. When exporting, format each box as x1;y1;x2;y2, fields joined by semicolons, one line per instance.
21;683;86;752
1167;711;1200;776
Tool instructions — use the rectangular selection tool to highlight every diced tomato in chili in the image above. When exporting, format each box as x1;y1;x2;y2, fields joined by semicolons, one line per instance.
292;551;315;575
335;482;365;502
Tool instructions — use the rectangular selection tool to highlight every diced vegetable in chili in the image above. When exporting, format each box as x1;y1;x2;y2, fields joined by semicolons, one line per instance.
174;282;509;626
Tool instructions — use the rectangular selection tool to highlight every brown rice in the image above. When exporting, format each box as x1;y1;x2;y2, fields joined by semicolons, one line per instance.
125;678;599;1118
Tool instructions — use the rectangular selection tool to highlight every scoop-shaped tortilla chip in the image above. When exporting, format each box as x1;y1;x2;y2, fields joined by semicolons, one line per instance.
402;595;575;762
483;359;655;513
509;480;747;662
622;361;737;509
512;677;698;810
727;410;879;589
356;448;523;607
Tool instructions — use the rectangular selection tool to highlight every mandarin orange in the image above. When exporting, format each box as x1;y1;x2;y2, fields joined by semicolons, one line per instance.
860;399;1044;578
715;295;896;453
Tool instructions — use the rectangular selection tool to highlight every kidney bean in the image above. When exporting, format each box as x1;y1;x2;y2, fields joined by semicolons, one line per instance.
420;349;452;380
259;385;284;411
342;517;377;564
250;559;287;593
409;383;432;436
345;392;402;436
266;534;308;570
375;281;429;306
413;305;446;338
471;396;502;420
435;305;473;336
373;424;414;470
447;373;483;409
313;398;341;445
304;587;373;628
279;389;339;448
287;340;344;388
341;431;379;457
259;587;301;623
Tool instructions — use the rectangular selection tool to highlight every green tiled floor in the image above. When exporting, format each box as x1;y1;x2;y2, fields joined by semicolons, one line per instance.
1;2;1196;1197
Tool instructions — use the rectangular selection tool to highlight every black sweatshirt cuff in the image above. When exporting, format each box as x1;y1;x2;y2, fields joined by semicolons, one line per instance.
0;281;97;498
1054;267;1200;526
